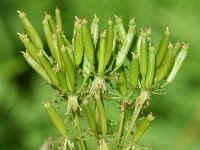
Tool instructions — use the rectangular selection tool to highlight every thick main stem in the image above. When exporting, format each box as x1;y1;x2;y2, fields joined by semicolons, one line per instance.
124;90;149;141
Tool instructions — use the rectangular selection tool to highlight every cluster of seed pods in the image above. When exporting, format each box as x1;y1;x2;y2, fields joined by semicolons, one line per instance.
18;8;189;149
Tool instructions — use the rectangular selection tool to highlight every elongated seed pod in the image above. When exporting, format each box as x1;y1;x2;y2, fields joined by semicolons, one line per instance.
139;31;148;87
18;33;40;64
18;11;43;50
104;19;114;70
42;16;55;58
146;28;153;45
115;16;126;43
52;33;62;68
46;14;56;32
134;32;142;55
166;44;189;83
23;51;51;84
155;43;173;82
62;33;72;48
82;99;97;134
156;27;170;67
112;25;117;53
74;21;83;67
43;102;66;136
60;46;76;92
130;53;140;88
118;66;127;96
38;51;59;87
56;29;65;50
145;46;155;88
112;26;135;73
94;92;107;136
98;31;106;76
55;8;62;31
56;69;69;93
173;41;182;58
133;113;155;143
90;15;99;48
81;19;94;65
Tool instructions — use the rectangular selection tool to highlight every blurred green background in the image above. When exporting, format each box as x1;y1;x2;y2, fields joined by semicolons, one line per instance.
0;0;200;149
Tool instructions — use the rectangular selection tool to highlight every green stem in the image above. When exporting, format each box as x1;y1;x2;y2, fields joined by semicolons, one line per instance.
124;90;149;141
117;102;126;150
74;112;86;150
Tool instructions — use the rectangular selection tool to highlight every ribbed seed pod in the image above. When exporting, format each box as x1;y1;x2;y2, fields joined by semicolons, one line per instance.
18;11;43;50
134;32;142;55
104;19;114;70
173;41;182;58
23;51;51;84
145;46;155;88
18;33;40;64
133;113;155;143
139;31;148;87
118;66;128;96
60;46;76;92
55;69;69;93
81;19;94;65
74;21;83;67
55;8;62;31
113;25;135;73
166;44;189;84
98;31;106;76
46;14;56;32
52;33;62;68
155;43;173;82
82;99;97;134
42;16;55;58
156;27;170;68
115;16;126;43
90;14;99;48
130;53;140;88
38;51;59;87
43;102;66;136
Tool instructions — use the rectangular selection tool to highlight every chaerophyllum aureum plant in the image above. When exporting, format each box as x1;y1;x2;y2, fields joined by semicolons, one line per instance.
17;8;189;150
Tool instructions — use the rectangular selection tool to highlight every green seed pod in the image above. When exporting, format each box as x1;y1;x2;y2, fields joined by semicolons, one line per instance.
104;19;114;70
133;113;155;143
62;33;72;48
156;27;170;68
23;51;51;84
118;66;127;96
18;11;43;50
166;43;189;84
60;46;76;92
112;25;117;53
146;27;153;45
56;29;65;50
90;14;99;48
115;16;126;43
52;33;62;68
55;69;69;93
82;99;97;134
155;43;173;82
38;51;59;87
42;16;55;59
130;53;140;88
139;31;148;87
81;19;94;65
173;41;182;58
98;31;106;76
134;32;142;55
112;25;135;73
99;139;109;150
94;92;107;136
43;102;66;136
46;14;56;32
74;21;84;67
18;33;40;64
145;46;155;88
55;7;62;31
